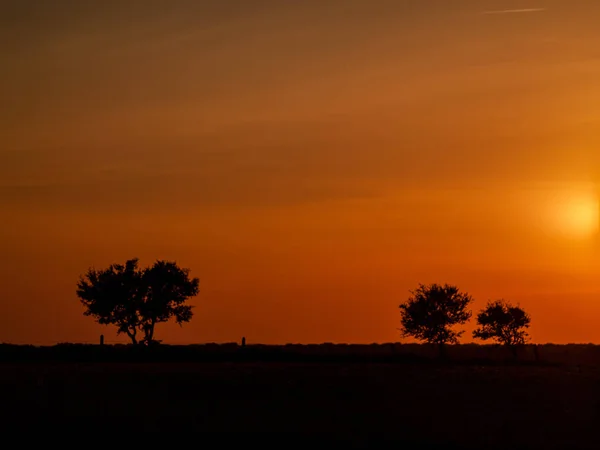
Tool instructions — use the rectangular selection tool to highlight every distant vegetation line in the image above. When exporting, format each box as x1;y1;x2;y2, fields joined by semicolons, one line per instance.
2;342;600;366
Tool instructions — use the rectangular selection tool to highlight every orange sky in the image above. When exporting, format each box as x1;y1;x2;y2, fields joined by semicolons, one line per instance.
1;0;599;345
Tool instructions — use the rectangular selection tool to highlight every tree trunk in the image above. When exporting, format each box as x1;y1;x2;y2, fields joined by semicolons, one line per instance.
143;320;156;345
125;325;138;345
149;319;155;343
126;331;137;345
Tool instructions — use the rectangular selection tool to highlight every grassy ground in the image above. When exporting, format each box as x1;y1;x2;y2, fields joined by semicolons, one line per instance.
1;361;599;448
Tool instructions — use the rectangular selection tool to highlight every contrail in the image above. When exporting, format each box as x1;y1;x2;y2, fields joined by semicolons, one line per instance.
482;8;547;15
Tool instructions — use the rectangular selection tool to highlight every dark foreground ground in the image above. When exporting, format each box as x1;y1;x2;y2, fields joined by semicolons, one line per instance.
1;360;599;448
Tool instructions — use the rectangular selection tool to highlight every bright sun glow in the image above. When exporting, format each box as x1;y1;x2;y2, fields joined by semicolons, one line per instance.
545;188;599;239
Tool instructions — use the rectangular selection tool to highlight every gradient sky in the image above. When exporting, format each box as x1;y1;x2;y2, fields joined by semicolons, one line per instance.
1;0;600;345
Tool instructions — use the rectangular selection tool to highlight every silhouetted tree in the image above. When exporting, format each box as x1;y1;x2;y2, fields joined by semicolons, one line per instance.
473;300;531;358
76;258;199;345
399;283;473;357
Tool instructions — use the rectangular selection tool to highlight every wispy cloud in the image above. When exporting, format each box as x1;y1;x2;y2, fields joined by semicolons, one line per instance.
482;8;547;15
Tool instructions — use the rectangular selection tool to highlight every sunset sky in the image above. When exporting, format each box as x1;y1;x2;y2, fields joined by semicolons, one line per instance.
1;0;599;345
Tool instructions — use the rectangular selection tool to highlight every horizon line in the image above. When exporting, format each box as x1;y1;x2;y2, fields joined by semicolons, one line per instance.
2;341;598;347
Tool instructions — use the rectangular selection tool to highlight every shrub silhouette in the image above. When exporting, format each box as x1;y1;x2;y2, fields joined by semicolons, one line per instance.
399;283;473;357
473;300;531;357
76;258;199;345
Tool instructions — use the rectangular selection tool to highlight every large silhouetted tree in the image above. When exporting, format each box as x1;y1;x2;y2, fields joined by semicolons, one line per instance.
473;300;531;357
76;258;199;345
399;283;473;357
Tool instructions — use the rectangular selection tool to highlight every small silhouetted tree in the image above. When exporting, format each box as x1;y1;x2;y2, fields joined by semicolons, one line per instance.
473;300;531;358
76;258;199;345
399;283;473;357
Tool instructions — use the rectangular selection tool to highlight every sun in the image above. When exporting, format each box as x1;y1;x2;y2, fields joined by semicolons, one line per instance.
546;188;599;239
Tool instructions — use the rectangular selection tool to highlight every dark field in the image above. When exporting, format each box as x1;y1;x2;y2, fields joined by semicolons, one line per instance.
1;350;600;448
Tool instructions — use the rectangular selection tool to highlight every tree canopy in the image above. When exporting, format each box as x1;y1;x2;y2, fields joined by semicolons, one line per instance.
399;283;473;349
473;300;531;348
76;258;199;345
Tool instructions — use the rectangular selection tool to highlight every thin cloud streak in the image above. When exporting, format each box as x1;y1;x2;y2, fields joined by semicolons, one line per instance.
482;8;547;15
